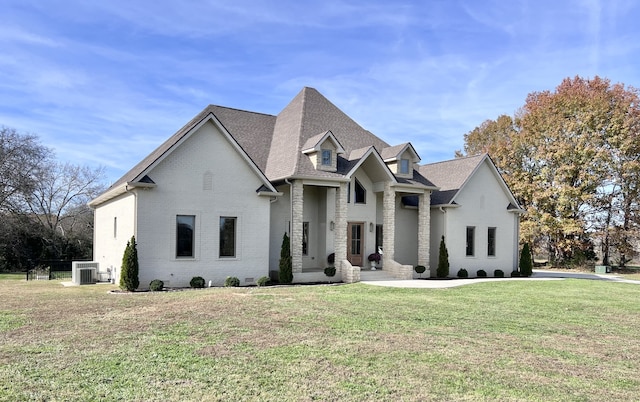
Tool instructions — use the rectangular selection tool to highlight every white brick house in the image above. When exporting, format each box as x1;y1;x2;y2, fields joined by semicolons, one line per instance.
90;87;524;288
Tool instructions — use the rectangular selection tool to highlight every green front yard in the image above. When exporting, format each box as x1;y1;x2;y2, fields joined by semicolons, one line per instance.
1;274;639;401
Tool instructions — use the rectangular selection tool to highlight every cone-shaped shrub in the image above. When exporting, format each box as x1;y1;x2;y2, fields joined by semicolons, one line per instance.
437;236;450;278
279;233;293;284
120;236;139;291
519;243;533;277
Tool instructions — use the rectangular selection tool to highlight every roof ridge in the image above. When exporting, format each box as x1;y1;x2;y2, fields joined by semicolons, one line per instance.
421;153;486;167
209;104;275;117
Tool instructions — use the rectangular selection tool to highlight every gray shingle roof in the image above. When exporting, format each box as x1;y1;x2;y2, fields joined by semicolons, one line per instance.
98;87;439;203
266;87;391;180
105;105;276;192
418;154;486;205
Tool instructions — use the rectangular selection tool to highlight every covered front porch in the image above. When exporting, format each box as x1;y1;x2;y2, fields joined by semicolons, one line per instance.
287;178;432;284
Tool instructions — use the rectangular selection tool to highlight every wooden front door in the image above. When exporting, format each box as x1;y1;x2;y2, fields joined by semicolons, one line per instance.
347;222;364;266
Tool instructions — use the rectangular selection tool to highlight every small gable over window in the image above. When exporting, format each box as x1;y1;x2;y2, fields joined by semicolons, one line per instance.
381;143;420;178
301;130;345;172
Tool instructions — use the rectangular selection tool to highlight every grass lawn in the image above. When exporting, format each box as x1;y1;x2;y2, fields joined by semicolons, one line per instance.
1;275;639;401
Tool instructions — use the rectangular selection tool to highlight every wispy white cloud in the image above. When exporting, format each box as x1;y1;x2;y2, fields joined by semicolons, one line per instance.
2;0;640;181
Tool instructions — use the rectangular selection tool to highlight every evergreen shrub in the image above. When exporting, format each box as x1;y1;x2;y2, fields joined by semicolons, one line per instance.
324;266;336;277
437;236;450;278
190;276;205;288
519;243;533;277
279;233;293;284
225;276;240;287
119;236;139;291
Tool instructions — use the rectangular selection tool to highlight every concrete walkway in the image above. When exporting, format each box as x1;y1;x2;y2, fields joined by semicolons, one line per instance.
360;269;640;288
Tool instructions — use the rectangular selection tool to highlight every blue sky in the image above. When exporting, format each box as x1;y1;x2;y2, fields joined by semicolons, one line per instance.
2;0;639;184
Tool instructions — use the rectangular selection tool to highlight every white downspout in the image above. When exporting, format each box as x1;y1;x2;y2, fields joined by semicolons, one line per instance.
439;206;447;239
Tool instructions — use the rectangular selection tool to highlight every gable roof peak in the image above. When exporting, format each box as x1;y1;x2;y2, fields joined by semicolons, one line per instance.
381;142;421;162
265;87;390;180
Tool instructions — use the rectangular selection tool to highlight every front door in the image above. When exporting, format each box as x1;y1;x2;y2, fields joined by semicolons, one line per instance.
347;222;364;266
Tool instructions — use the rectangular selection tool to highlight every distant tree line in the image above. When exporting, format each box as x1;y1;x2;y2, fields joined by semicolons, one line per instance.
0;127;106;271
458;76;640;267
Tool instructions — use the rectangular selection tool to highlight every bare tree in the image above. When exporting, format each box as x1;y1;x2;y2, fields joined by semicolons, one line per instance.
0;127;49;212
25;162;105;234
0;127;107;270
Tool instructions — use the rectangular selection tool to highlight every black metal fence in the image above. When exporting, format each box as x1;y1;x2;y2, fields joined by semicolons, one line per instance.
26;260;73;281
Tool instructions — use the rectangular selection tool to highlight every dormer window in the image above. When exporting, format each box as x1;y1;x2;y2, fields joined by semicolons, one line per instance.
321;149;332;166
400;159;410;174
381;143;420;178
301;131;345;173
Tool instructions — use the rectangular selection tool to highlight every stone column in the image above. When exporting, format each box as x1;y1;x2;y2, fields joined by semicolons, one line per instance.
334;182;348;269
291;180;303;273
418;191;430;268
382;182;395;266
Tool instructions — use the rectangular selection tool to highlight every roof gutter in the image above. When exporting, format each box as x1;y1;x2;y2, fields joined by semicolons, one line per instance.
88;181;157;208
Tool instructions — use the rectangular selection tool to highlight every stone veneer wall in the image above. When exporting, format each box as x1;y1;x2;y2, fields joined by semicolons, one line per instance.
291;180;304;273
340;260;361;283
334;182;348;269
382;182;395;267
385;259;414;280
417;191;430;269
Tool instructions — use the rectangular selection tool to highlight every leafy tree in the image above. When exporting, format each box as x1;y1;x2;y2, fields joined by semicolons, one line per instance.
279;233;293;284
120;236;139;291
460;76;640;266
519;243;533;277
437;236;449;278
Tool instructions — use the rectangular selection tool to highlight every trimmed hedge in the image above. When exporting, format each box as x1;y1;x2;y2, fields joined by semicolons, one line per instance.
149;279;164;291
190;276;205;288
324;267;336;277
225;276;240;287
457;268;469;278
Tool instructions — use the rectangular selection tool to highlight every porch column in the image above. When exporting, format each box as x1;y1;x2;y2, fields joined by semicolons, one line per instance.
383;182;395;266
418;191;431;268
334;182;348;268
291;180;303;273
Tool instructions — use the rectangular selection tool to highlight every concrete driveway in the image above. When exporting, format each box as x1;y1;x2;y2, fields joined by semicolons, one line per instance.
360;269;640;288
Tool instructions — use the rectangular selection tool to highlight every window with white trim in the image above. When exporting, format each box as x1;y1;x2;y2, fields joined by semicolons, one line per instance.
219;217;237;258
400;159;410;174
321;149;332;166
487;227;496;257
176;215;195;257
354;178;366;204
466;226;475;257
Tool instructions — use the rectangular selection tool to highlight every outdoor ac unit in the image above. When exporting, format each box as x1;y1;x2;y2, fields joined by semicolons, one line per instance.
79;268;95;284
